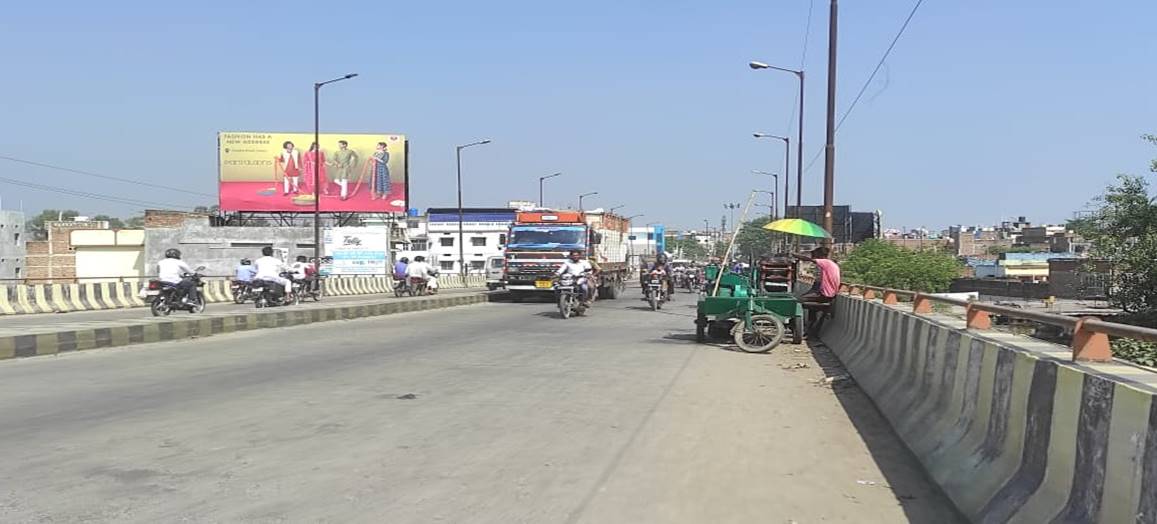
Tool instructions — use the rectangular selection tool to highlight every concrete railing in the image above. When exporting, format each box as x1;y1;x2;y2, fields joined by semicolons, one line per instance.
813;286;1157;522
0;274;489;315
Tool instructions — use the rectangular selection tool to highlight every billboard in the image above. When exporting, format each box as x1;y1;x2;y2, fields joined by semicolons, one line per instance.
323;227;389;275
219;132;407;213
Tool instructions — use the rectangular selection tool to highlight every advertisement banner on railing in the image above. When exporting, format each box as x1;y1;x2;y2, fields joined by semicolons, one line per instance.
323;227;389;275
218;131;408;213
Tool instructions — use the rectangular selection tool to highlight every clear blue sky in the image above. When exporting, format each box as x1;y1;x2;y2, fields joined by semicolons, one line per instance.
1;0;1154;231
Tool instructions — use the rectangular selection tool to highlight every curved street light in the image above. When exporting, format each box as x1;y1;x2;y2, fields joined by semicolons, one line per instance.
456;139;493;277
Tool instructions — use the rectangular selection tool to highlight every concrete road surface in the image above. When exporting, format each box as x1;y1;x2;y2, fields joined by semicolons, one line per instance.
0;292;962;523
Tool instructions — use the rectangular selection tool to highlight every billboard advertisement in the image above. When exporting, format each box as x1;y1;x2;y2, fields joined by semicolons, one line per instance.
219;132;407;213
323;227;389;275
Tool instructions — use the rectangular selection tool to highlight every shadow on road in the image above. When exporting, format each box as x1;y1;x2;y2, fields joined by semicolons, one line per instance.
804;334;966;523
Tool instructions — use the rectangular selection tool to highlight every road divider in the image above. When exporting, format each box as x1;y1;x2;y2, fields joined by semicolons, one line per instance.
0;275;490;316
0;292;499;361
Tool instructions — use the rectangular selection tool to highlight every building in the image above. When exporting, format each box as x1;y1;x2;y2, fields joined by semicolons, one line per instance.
627;224;664;267
1048;258;1111;300
25;218;111;282
144;210;317;277
784;205;879;244
72;229;146;282
425;208;516;274
0;210;26;280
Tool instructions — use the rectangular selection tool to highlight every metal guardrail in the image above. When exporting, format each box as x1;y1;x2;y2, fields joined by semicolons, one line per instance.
801;277;1157;363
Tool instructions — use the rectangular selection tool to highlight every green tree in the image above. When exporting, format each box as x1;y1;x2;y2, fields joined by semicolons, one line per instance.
125;214;145;228
841;239;962;292
668;238;707;260
27;209;80;239
91;214;126;229
1076;171;1157;313
732;216;788;260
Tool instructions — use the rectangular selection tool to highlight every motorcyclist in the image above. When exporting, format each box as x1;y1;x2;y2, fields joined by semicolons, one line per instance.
157;248;200;304
555;249;595;304
405;255;439;293
254;246;292;298
234;258;256;283
290;255;316;293
649;253;675;300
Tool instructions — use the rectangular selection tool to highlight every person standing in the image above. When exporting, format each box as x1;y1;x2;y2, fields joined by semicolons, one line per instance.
370;141;391;201
277;141;303;195
328;140;358;201
303;142;328;195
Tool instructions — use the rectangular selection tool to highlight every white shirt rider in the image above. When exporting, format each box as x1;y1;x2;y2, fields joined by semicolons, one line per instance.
157;258;192;285
254;255;292;290
556;259;593;277
406;260;439;289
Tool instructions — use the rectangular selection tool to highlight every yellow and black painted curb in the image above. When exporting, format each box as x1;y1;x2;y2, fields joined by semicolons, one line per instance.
0;292;494;361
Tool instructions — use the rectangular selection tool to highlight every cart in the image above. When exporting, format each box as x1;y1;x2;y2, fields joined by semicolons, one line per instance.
695;263;804;353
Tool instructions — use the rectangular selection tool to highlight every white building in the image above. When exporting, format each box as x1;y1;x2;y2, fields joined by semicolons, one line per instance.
0;210;26;280
425;208;516;274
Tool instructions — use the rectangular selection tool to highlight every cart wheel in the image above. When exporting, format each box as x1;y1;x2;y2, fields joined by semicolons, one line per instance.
733;314;785;353
791;316;803;344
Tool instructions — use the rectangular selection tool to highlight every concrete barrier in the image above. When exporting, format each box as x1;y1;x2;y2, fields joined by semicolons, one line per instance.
0;276;484;316
820;294;1157;523
0;292;498;361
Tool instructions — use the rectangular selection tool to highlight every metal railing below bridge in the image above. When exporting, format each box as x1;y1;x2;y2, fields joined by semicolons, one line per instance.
802;276;1157;364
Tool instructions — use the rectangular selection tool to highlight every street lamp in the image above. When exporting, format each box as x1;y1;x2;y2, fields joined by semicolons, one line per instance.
752;171;779;219
456;138;492;277
609;205;625;214
578;191;598;211
538;172;561;208
313;73;358;265
749;61;804;221
723;203;740;232
753;134;790;218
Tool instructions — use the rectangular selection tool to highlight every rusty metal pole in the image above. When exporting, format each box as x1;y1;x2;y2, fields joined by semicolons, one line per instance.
822;0;838;247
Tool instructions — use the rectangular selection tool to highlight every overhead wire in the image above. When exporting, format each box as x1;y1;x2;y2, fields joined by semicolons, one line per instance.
0;155;215;197
0;175;195;210
799;0;926;174
783;0;815;135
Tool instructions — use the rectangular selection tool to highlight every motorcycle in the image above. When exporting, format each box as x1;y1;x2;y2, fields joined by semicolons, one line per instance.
393;276;410;297
683;272;699;292
407;276;430;297
231;280;255;304
146;267;207;317
298;275;322;302
644;269;669;311
252;272;301;308
555;272;590;319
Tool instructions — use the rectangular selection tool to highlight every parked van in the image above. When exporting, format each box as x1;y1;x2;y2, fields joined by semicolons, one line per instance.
485;256;505;290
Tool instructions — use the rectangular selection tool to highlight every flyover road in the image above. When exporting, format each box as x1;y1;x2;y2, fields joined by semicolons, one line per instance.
0;291;963;523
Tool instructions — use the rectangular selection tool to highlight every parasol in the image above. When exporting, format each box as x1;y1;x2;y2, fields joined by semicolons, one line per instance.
761;218;832;238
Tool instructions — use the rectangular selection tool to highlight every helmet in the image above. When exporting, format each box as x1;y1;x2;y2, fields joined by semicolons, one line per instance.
296;255;307;262
400;257;410;263
241;258;252;265
165;248;181;259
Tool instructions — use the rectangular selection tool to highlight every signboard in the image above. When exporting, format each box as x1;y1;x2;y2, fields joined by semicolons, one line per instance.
323;227;388;275
219;131;407;213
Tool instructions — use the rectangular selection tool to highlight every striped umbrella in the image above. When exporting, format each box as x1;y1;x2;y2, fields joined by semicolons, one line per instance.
761;218;832;238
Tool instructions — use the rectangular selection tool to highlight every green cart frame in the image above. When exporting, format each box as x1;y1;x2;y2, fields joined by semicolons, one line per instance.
695;265;804;352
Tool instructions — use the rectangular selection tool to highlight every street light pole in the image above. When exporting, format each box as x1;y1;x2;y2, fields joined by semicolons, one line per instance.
822;0;839;247
456;139;492;277
749;62;804;218
312;73;358;265
753;134;790;218
723;203;740;233
752;170;779;219
538;172;561;208
609;205;625;215
578;191;598;211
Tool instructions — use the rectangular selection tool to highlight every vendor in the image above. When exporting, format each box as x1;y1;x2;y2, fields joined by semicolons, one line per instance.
795;247;840;303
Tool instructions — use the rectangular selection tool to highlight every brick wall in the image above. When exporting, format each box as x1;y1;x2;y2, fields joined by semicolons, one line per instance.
145;209;207;228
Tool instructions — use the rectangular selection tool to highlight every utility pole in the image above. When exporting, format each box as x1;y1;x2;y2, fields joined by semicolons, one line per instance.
822;0;838;247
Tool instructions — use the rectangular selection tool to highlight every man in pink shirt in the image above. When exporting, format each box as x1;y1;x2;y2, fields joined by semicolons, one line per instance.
797;247;841;302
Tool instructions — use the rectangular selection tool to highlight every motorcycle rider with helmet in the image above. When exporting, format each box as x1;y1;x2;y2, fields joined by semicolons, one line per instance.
157;248;200;304
254;246;292;298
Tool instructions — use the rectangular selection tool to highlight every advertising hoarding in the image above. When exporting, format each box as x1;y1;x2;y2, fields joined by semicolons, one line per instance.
219;132;407;213
323;227;389;275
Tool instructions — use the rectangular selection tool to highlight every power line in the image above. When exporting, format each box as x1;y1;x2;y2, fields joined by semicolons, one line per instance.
0;175;194;210
800;0;926;174
0;155;215;197
784;0;816;135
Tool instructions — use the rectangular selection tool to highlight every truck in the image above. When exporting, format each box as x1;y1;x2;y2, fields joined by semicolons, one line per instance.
503;210;631;301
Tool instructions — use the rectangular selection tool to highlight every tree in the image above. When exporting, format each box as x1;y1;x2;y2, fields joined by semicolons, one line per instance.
27;209;80;239
1075;170;1157;313
91;214;126;229
125;214;145;228
667;238;707;260
841;239;962;292
732;216;788;260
